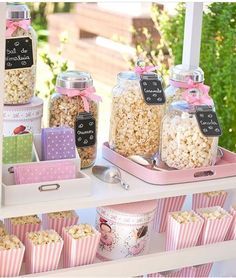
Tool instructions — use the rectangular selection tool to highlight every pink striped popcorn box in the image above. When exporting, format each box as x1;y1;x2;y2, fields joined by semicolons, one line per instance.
62;224;101;268
0;235;25;277
42;210;79;236
25;230;63;274
197;206;233;245
226;206;236;240
147;267;196;277
192;191;227;210
165;210;204;251
153;196;186;233
4;215;41;244
194;263;213;277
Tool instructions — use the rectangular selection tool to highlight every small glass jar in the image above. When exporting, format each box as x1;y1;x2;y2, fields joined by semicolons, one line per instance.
109;71;164;157
5;4;37;105
49;71;99;168
160;101;218;169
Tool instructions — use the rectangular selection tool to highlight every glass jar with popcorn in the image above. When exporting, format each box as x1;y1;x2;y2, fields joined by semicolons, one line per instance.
49;70;101;168
109;70;165;157
5;3;37;105
160;97;221;169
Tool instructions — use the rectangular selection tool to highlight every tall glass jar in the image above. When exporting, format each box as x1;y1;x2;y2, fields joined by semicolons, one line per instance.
160;101;219;169
109;71;164;157
5;4;37;105
49;71;101;168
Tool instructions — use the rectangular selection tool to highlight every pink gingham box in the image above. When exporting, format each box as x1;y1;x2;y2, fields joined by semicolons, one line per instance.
147;267;196;277
42;210;79;236
192;191;227;210
165;210;204;251
197;206;233;245
194;263;213;277
226;206;236;240
0;236;25;277
153;196;186;233
62;224;101;268
25;230;63;274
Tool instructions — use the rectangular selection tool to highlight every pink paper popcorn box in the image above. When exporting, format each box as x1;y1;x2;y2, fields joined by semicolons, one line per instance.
42;211;79;236
62;226;101;268
0;241;25;277
226;206;236;240
148;267;196;277
192;191;227;210
197;206;233;245
153;196;186;233
194;263;213;277
165;211;204;251
25;232;63;274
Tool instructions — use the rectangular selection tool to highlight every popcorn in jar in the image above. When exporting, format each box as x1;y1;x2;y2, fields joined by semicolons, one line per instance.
49;71;101;168
5;3;37;105
109;71;165;157
160;101;220;169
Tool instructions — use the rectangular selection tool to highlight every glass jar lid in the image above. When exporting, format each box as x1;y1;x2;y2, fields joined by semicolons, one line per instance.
170;64;204;83
56;70;93;90
6;3;31;20
117;71;139;82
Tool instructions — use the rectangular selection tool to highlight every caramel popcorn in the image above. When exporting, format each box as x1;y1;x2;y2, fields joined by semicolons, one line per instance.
200;209;228;220
27;230;61;245
0;235;21;250
171;211;200;224
48;211;75;219
65;224;95;239
203;191;226;197
0;221;7;237
10;215;41;225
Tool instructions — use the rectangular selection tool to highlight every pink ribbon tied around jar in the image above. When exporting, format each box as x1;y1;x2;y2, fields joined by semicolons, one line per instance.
134;65;159;75
6;19;30;37
56;86;102;113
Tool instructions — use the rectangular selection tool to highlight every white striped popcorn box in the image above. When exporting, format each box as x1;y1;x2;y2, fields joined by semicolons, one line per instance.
165;211;204;251
147;267;196;277
0;237;25;277
192;191;227;210
25;230;63;274
42;211;79;236
194;263;213;277
197;206;233;245
153;196;186;233
62;225;101;268
226;206;236;240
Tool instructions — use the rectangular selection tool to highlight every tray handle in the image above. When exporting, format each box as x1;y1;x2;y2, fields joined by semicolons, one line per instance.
194;170;215;178
38;184;60;192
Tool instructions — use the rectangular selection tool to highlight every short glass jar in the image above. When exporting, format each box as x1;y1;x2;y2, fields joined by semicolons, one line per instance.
109;71;165;157
5;4;37;105
160;101;219;169
49;71;100;168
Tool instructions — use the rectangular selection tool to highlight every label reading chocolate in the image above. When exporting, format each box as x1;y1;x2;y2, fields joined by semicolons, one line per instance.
75;112;96;148
196;106;222;137
140;74;165;105
5;37;34;70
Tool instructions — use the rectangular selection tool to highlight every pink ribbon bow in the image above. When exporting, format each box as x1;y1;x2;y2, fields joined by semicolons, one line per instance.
6;19;30;37
134;65;158;75
56;86;102;113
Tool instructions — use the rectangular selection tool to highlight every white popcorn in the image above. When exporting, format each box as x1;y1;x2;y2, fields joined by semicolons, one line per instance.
10;215;41;225
48;210;75;219
200;208;228;220
0;235;21;250
27;230;61;245
0;221;8;237
65;224;94;239
203;191;226;197
171;211;200;224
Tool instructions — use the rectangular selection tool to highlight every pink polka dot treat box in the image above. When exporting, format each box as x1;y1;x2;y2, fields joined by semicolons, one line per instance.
41;127;76;161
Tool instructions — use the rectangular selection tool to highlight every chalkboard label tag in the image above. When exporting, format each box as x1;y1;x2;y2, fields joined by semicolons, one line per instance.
75;112;96;148
195;106;222;137
5;36;34;70
140;73;165;105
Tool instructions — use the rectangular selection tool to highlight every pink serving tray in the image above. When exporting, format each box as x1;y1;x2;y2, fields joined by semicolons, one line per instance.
102;142;236;185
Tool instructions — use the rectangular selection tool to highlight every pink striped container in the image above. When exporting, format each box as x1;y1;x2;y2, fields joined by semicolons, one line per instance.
4;217;41;244
226;206;236;240
42;211;79;236
25;230;63;274
192;191;227;210
62;225;101;268
0;240;25;277
153;196;186;233
147;267;196;277
165;211;204;251
194;263;213;277
197;206;233;245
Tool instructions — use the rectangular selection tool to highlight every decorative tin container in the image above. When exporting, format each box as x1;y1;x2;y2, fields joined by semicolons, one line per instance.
3;96;43;136
96;200;157;261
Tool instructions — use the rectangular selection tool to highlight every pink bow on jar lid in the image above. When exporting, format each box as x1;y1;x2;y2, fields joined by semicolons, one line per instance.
134;59;159;75
6;19;30;37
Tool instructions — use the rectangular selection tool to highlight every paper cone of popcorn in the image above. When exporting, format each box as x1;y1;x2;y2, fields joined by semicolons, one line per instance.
153;196;186;233
42;210;79;236
147;267;196;277
194;263;213;277
192;191;227;210
197;206;233;245
62;224;101;268
165;210;204;251
226;206;236;240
